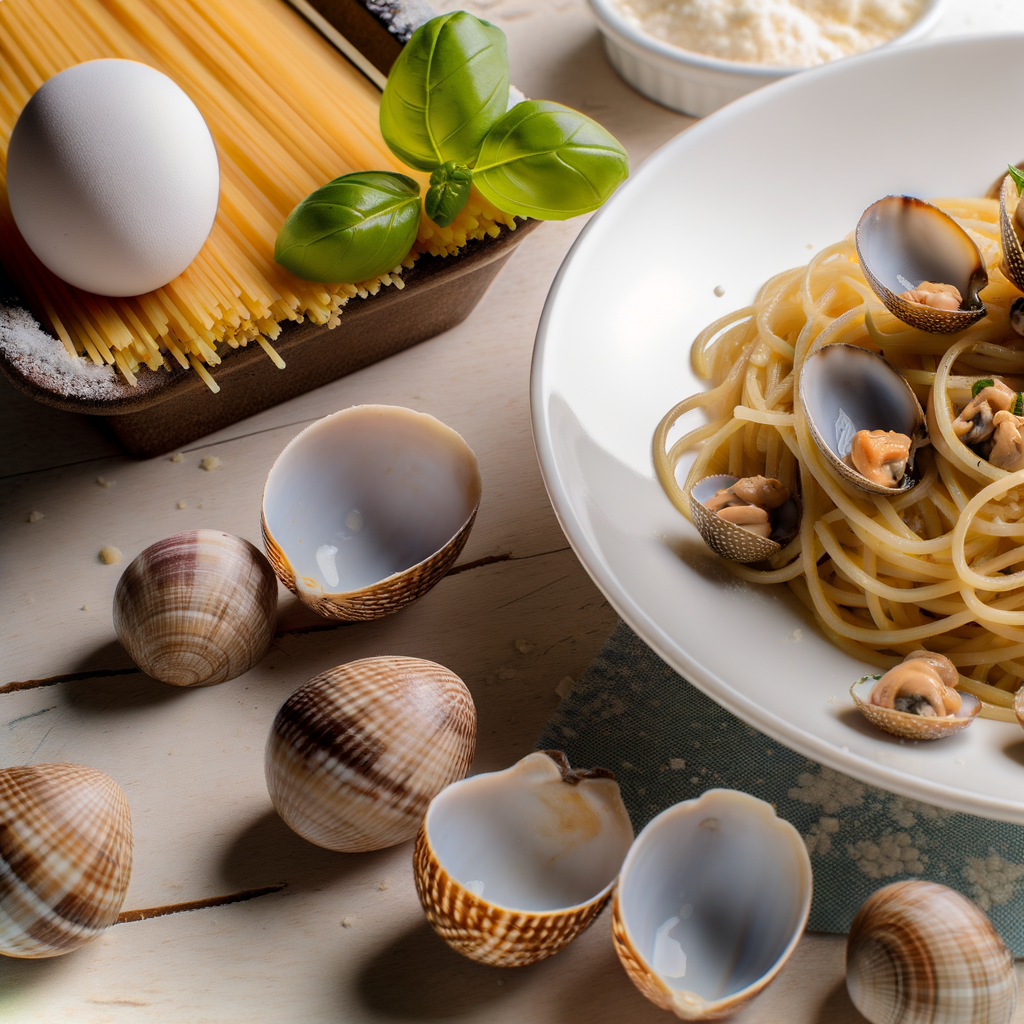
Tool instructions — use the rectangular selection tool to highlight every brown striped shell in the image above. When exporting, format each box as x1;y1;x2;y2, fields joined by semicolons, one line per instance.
0;764;132;958
851;675;979;741
414;751;633;967
265;656;476;852
113;530;277;687
261;406;482;621
856;196;988;334
846;881;1015;1024
1000;174;1024;294
612;789;811;1020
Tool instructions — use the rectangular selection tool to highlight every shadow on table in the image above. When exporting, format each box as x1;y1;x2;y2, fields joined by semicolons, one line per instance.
0;951;71;1006
218;807;372;894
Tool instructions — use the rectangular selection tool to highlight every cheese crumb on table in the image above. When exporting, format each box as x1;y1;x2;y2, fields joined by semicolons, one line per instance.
27;510;44;522
611;0;928;66
170;452;184;462
176;500;187;509
99;545;122;565
96;476;114;488
200;455;222;471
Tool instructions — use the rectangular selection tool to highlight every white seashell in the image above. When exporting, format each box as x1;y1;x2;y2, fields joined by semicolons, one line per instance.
0;764;132;958
261;405;482;621
113;529;278;687
414;750;633;967
612;789;811;1020
798;344;926;495
265;656;476;852
856;196;988;334
847;880;1015;1024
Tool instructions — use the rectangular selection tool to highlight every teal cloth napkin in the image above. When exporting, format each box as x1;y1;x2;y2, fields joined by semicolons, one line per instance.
536;621;1024;954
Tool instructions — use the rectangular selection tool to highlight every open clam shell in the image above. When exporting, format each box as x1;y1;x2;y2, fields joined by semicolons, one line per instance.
689;475;799;564
856;196;988;334
414;750;633;967
999;174;1024;294
261;405;482;621
799;344;925;495
850;675;979;741
847;881;1015;1024
0;764;132;958
612;789;811;1021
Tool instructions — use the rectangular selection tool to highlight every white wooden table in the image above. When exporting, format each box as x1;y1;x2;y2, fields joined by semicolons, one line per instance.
4;1;1024;1019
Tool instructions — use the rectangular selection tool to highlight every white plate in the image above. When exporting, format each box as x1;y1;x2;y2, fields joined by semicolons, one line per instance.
532;33;1024;824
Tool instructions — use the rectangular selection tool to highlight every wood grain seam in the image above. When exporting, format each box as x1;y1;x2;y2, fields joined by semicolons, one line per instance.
0;667;140;695
116;883;287;924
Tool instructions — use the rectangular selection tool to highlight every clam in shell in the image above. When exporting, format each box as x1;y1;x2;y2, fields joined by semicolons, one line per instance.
799;344;925;495
114;530;278;687
851;650;979;741
612;789;811;1021
999;173;1024;294
856;196;988;333
414;750;633;967
0;764;132;958
847;880;1015;1024
266;656;476;852
261;405;482;621
689;475;799;563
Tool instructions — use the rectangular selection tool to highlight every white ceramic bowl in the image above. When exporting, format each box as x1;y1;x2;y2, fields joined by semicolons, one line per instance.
587;0;947;117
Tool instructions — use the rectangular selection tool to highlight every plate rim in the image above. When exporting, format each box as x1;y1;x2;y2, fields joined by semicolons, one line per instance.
530;30;1024;823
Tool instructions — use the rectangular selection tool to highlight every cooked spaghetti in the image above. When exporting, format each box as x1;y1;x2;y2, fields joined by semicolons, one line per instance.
0;0;516;387
654;196;1024;720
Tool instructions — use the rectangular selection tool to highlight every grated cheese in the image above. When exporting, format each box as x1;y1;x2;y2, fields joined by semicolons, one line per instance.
612;0;928;66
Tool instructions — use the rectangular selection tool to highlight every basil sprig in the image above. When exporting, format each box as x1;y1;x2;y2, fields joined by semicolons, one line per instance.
380;12;628;226
379;12;509;171
274;172;420;284
473;100;629;220
1008;165;1024;194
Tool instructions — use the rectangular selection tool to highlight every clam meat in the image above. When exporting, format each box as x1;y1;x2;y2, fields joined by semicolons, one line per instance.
689;474;799;563
847;880;1015;1024
951;378;1024;471
798;343;926;495
414;750;633;967
856;196;988;333
850;650;979;741
612;789;811;1020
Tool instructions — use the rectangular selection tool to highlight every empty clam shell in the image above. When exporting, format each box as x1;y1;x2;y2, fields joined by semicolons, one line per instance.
612;789;811;1020
113;530;278;687
799;344;925;495
689;475;799;563
414;750;633;967
0;764;132;958
266;656;476;852
847;880;1015;1024
261;406;482;621
999;174;1024;294
851;675;979;741
856;196;988;333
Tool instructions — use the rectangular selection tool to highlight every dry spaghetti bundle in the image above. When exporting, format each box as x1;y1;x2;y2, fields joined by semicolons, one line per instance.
0;0;515;386
655;196;1024;717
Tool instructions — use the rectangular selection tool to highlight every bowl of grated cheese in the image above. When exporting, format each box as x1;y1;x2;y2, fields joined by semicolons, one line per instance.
588;0;946;117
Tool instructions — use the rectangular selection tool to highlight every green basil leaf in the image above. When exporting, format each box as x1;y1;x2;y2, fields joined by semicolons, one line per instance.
274;171;420;283
473;100;629;220
1015;392;1023;417
972;378;994;397
379;12;509;171
425;161;473;227
1008;165;1024;194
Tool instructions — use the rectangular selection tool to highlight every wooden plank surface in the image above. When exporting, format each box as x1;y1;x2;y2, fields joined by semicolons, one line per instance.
2;0;1022;1020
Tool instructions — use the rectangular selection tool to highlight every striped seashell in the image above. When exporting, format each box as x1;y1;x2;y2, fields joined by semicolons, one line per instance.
847;881;1015;1024
0;764;132;958
265;657;476;852
612;790;811;1020
261;405;482;622
414;750;634;967
114;530;278;687
1000;174;1024;294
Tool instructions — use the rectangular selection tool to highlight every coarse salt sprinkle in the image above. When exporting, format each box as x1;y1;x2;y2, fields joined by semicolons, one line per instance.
610;0;928;67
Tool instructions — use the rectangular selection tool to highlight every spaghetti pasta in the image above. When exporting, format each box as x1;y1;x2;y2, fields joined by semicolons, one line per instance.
0;0;517;386
654;196;1024;702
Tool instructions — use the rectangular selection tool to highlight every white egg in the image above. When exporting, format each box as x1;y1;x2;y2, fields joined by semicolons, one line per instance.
6;59;220;297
